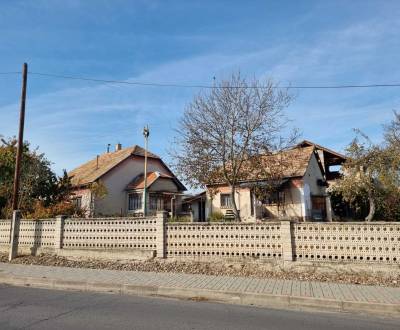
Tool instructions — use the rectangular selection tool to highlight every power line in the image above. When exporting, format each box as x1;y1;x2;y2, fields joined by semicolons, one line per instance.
29;72;209;88
29;72;400;89
1;70;400;89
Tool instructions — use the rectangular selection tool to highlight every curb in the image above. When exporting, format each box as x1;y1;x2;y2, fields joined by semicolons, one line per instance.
0;273;399;317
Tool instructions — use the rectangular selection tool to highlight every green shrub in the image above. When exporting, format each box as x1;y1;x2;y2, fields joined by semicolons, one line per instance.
168;215;191;223
208;211;225;222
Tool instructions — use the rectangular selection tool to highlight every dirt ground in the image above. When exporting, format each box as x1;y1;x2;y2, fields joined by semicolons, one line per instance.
1;253;399;288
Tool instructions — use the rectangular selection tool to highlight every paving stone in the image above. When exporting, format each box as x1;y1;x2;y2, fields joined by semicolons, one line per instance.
0;263;399;307
281;280;292;296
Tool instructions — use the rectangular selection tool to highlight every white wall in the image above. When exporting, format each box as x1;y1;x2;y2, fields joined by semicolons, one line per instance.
94;157;175;216
303;153;325;196
205;153;326;222
72;188;92;217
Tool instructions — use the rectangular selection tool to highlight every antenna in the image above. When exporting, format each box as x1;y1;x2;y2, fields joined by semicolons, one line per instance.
143;125;150;216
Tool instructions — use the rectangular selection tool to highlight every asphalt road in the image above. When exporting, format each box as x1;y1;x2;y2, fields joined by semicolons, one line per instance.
0;284;398;330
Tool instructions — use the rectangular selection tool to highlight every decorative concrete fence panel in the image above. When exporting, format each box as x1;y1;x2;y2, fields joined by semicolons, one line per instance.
293;222;400;264
1;215;399;265
17;219;56;249
62;217;158;250
1;219;55;249
165;222;284;260
0;219;11;245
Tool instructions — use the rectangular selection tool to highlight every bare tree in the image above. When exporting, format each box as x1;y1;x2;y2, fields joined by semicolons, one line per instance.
250;137;303;218
173;73;294;220
384;110;400;150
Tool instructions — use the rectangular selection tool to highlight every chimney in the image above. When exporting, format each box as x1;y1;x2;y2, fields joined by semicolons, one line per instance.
107;144;111;153
96;155;99;169
115;143;122;151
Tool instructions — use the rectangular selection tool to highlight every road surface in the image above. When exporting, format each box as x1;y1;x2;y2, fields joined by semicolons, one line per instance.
0;284;398;330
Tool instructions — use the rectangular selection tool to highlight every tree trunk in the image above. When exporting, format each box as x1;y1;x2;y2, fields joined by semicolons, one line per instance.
365;192;375;222
230;185;241;221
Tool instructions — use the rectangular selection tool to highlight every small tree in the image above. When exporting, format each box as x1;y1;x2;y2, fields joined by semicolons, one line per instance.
89;180;108;216
0;136;75;218
384;110;400;150
250;137;300;217
330;130;400;221
173;73;293;220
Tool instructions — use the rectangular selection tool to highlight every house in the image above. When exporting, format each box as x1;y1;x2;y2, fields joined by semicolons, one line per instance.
181;191;207;222
295;140;346;184
204;141;346;222
68;144;186;217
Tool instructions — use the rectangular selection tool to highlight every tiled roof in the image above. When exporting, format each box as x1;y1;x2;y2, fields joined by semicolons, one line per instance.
254;146;315;179
295;140;346;161
68;145;160;186
126;171;174;190
207;146;317;185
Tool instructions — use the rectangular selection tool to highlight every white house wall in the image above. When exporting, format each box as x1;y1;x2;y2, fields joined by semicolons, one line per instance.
303;153;325;196
206;153;326;222
94;157;172;216
72;188;92;217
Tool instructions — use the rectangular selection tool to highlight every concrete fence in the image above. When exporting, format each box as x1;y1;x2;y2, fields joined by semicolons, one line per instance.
0;214;399;265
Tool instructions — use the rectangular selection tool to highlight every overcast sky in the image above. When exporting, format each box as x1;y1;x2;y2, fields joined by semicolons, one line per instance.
0;0;399;175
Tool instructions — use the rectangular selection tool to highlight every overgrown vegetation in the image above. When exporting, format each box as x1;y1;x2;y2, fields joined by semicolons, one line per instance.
0;136;80;219
168;215;191;223
330;112;400;221
208;211;224;222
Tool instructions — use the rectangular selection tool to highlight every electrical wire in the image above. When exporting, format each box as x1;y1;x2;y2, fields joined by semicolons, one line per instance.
1;70;400;89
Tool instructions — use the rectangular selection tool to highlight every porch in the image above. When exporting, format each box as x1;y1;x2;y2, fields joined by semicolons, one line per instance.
127;191;182;217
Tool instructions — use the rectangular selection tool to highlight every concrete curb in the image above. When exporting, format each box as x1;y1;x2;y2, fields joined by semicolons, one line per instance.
0;273;399;317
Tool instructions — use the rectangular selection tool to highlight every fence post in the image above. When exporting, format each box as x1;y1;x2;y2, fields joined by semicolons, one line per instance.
156;211;167;258
8;210;21;261
54;215;67;250
280;219;294;262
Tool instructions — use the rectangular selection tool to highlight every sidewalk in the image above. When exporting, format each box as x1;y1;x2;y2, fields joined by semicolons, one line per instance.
0;262;399;317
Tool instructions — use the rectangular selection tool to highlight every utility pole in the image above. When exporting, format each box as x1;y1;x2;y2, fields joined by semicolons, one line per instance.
142;125;150;216
12;63;28;211
9;63;28;261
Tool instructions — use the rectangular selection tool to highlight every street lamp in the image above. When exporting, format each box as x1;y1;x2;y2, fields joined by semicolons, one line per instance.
143;125;149;216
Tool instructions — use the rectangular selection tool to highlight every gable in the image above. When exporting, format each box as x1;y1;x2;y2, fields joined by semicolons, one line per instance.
68;145;161;187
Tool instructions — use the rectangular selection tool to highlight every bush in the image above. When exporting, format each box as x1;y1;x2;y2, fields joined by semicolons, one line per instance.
208;211;224;222
168;215;191;223
25;200;85;219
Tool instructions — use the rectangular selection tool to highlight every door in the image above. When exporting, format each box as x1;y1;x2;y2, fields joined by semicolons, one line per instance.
311;196;327;220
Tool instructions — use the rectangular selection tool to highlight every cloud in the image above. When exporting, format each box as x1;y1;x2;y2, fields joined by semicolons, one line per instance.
1;4;399;176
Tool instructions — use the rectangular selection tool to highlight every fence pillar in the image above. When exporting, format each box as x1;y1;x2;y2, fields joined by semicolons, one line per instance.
54;215;67;250
280;219;294;262
156;211;167;258
9;210;21;261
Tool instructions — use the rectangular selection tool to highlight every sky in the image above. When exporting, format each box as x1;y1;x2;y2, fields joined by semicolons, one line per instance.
0;0;399;178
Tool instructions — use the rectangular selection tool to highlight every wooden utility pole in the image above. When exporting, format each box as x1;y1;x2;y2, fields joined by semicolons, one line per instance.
9;63;28;261
143;125;150;216
12;63;28;211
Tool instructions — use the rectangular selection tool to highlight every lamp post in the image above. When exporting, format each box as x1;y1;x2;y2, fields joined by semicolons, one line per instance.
143;125;149;216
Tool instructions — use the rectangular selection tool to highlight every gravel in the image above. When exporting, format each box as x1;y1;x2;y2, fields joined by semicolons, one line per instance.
0;253;399;288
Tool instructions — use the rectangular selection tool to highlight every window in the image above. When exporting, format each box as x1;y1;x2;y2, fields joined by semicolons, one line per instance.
220;193;232;208
128;193;142;210
149;195;163;210
72;197;82;209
